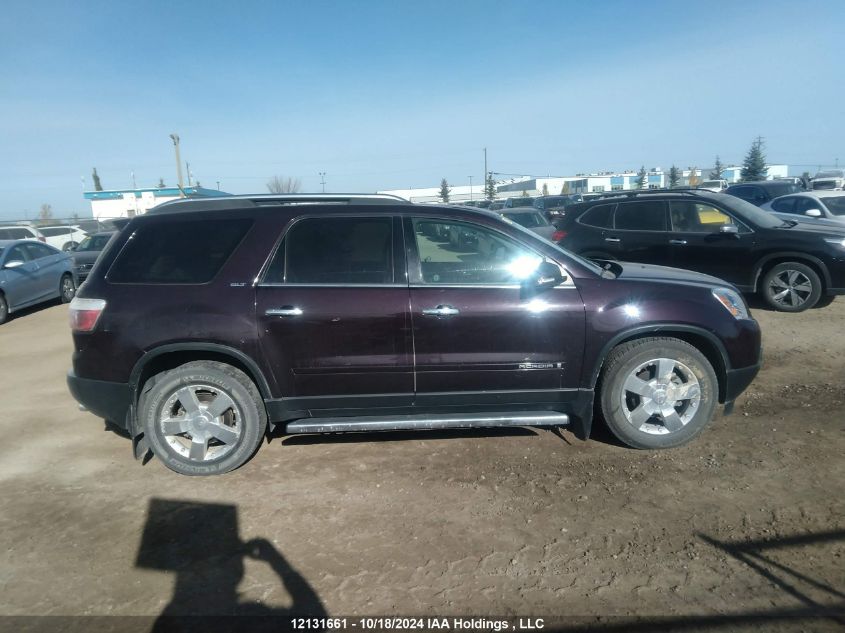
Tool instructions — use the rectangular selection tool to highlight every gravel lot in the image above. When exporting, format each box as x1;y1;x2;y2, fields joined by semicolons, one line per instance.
0;299;842;630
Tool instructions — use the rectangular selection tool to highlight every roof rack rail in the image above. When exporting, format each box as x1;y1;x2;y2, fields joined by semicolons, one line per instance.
590;187;705;200
148;193;410;214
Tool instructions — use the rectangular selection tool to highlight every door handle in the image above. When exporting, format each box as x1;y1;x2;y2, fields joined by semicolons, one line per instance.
422;305;460;316
604;237;621;243
669;239;688;245
265;306;303;317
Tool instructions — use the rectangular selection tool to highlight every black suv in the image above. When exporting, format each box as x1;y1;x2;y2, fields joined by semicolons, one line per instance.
67;194;761;476
558;189;845;312
725;180;802;206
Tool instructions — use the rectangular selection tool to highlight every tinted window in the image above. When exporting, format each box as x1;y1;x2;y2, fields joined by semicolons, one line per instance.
823;196;845;216
270;217;393;285
6;244;30;262
614;201;667;231
579;204;614;228
767;183;801;197
729;186;767;204
670;202;735;232
41;227;74;237
770;197;798;214
24;243;56;259
412;219;541;285
108;219;252;284
508;198;534;208
0;228;28;239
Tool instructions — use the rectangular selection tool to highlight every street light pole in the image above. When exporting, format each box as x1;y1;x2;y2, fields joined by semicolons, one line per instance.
319;172;326;193
468;175;473;201
483;147;488;199
169;133;185;194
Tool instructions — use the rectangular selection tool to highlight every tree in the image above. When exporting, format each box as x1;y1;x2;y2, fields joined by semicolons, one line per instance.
92;167;103;191
39;204;53;221
635;166;647;189
709;155;724;180
668;165;680;188
560;181;571;195
484;172;497;200
438;178;450;203
267;175;302;193
542;183;549;196
157;178;166;188
740;137;767;182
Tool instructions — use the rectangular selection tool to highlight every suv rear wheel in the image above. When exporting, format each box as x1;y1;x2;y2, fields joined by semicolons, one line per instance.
761;262;821;312
599;337;718;449
139;361;267;476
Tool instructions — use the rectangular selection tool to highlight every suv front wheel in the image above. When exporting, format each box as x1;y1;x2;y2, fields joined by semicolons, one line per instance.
599;337;718;449
139;361;267;476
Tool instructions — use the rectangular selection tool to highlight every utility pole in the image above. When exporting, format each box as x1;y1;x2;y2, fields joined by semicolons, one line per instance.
468;175;473;200
216;180;220;191
483;148;487;189
169;133;185;194
319;171;326;193
186;161;192;187
131;171;137;189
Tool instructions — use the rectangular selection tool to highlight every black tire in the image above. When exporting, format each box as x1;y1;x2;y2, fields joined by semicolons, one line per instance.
139;361;267;476
761;262;821;312
599;337;718;449
59;274;75;303
0;293;7;325
62;241;78;252
813;294;836;309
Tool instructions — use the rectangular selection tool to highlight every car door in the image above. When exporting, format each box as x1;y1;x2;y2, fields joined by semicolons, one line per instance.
0;243;39;308
604;200;672;264
24;242;63;299
255;215;414;407
405;216;585;407
667;200;756;287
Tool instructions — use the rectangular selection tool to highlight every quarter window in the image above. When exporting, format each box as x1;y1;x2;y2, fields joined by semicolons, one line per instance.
265;217;393;285
412;219;542;285
579;204;615;228
614;201;668;231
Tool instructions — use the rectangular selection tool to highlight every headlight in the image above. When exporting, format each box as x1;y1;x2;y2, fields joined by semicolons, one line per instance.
823;237;845;248
712;287;750;320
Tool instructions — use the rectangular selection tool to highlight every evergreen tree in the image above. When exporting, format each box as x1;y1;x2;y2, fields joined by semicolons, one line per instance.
157;178;166;188
92;168;103;191
438;178;450;203
740;137;767;182
635;166;647;189
668;165;680;188
709;155;724;180
484;172;497;200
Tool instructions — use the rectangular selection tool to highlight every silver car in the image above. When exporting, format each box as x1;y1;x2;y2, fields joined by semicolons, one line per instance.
0;239;76;324
761;191;845;228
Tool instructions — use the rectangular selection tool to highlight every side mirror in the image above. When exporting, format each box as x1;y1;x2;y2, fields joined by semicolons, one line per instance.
719;224;739;235
804;208;823;218
531;261;566;290
3;260;25;269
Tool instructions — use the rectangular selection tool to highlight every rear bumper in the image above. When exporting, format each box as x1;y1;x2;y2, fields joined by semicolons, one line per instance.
67;370;131;429
724;362;761;404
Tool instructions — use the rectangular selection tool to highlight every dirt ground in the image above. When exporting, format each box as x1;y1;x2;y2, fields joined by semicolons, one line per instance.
0;298;843;631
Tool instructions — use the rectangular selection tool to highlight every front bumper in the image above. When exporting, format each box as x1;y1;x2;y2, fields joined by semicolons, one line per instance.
67;370;131;429
724;362;762;404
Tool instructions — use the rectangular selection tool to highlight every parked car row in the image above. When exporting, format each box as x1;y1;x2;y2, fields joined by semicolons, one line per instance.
0;223;89;251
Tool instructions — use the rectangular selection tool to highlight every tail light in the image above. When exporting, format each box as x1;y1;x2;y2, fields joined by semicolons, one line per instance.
69;297;106;332
552;230;567;242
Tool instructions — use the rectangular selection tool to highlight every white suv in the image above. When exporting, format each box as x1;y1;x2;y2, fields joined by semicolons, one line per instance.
0;224;46;242
39;225;88;251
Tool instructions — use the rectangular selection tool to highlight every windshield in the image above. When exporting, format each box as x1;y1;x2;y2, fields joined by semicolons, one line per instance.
824;196;845;216
769;183;801;197
503;211;549;228
75;236;94;251
700;181;722;188
509;198;534;207
816;170;845;179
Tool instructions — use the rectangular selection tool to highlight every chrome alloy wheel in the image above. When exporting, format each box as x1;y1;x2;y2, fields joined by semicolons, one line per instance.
768;269;813;309
61;276;76;302
159;384;242;461
620;358;701;435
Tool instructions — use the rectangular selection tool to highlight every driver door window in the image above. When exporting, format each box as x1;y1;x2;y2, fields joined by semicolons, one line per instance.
670;201;738;232
411;218;542;285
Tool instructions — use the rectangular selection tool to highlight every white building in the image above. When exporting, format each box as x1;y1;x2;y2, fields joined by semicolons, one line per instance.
84;186;229;220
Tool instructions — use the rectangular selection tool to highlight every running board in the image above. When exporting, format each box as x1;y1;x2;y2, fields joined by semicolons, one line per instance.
285;411;569;434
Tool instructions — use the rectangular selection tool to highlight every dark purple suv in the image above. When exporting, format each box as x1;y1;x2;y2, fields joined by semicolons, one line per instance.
67;194;762;475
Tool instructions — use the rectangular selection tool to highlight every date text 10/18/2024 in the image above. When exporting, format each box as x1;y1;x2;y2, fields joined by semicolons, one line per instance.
291;618;546;631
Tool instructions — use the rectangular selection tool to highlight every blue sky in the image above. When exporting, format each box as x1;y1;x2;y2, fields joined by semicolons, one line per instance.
1;0;843;218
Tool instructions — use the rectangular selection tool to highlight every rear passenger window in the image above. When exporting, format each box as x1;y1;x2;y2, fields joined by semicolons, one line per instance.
579;204;615;228
24;243;55;259
614;201;667;231
108;219;252;284
265;217;393;284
